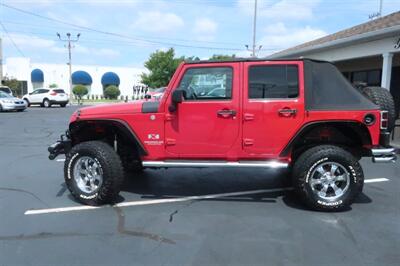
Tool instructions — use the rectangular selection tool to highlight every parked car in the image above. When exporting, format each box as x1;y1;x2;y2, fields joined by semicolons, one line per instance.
23;88;69;107
145;87;166;100
0;91;27;112
0;86;13;96
48;59;396;211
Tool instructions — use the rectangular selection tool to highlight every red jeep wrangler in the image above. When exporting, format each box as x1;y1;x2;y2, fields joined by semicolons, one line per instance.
49;59;397;211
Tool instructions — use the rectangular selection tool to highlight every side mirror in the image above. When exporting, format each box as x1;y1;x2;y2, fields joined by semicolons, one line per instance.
172;90;185;104
169;90;185;112
29;93;32;95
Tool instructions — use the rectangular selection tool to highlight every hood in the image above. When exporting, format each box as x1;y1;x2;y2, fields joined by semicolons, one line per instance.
0;96;21;102
77;101;145;117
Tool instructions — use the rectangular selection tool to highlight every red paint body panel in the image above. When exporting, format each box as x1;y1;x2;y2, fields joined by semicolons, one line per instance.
70;61;383;162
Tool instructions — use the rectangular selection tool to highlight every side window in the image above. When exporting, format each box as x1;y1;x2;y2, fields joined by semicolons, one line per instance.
248;65;299;99
178;67;233;100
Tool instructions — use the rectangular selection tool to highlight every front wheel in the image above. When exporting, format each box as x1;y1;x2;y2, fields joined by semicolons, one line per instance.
64;141;124;205
42;99;51;108
292;145;364;211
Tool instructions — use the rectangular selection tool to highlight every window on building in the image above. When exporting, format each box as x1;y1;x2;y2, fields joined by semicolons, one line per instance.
351;69;381;86
178;67;232;100
248;65;299;99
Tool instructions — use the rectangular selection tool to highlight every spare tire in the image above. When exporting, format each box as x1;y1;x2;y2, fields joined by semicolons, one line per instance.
361;86;396;132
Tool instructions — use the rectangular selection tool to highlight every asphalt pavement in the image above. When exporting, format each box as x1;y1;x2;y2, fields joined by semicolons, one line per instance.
0;106;399;266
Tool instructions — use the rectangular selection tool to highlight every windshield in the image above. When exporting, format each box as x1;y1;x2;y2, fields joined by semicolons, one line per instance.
0;91;12;98
0;87;11;93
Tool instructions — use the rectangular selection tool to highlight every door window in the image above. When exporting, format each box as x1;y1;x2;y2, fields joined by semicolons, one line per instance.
178;67;233;100
248;65;299;99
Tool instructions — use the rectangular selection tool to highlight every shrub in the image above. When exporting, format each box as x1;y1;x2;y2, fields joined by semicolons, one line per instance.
49;83;58;88
104;85;120;99
72;85;88;104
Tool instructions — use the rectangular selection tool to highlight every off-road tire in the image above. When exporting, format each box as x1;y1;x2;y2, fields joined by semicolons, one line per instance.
42;98;51;108
292;145;364;211
23;98;30;107
64;141;124;206
361;86;396;132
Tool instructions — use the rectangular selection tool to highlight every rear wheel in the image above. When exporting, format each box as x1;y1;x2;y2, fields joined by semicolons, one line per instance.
0;104;3;112
361;86;396;132
292;145;364;211
64;141;124;206
60;103;67;107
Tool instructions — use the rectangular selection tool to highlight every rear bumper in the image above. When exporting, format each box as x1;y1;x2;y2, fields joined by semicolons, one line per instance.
50;100;69;105
48;131;71;160
371;147;397;163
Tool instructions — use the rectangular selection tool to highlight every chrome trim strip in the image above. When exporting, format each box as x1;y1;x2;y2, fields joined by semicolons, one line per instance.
371;148;395;156
371;148;397;163
142;160;289;169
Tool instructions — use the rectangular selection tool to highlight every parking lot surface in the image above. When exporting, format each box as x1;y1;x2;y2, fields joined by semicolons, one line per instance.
0;107;399;266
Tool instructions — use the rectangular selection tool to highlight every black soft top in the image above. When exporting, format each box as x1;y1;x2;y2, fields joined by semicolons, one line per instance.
186;58;378;111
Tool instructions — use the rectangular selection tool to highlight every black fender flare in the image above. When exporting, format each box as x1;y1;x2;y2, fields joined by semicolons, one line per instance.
280;120;372;157
69;119;148;156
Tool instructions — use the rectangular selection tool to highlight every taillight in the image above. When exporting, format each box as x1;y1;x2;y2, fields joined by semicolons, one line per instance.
380;111;389;130
50;92;57;96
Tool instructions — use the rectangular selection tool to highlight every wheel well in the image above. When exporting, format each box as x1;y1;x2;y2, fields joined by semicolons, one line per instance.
281;122;372;160
69;120;147;161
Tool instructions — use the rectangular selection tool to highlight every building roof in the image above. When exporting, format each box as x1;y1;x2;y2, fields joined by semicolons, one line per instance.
271;11;400;58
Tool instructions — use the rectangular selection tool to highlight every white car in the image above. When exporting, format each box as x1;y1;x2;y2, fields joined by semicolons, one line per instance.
0;86;13;96
23;88;69;108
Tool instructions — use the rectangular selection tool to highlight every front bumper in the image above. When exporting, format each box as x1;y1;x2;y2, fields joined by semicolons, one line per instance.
48;131;71;160
1;102;27;111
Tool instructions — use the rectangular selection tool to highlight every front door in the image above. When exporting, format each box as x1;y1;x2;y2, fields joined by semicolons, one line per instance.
242;61;305;157
165;64;240;158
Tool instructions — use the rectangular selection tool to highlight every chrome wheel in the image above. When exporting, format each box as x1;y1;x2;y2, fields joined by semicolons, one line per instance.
309;162;350;201
44;100;50;107
73;156;103;194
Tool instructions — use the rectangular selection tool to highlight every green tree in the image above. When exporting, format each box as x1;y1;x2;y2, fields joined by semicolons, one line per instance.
104;85;121;99
141;48;184;88
49;83;58;88
72;85;88;104
210;54;236;61
2;76;22;96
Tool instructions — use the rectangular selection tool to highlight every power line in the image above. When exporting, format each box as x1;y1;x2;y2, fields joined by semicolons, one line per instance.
0;21;26;57
0;3;245;51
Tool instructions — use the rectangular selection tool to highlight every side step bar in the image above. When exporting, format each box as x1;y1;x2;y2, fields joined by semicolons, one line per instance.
142;160;289;169
371;148;397;163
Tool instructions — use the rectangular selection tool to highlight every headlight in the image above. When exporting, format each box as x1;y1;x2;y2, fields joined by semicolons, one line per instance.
1;100;14;104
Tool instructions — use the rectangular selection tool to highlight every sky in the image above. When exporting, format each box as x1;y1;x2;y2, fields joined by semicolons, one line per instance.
0;0;399;68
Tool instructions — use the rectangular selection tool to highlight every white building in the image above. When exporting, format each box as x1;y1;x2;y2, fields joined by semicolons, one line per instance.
3;57;147;98
269;11;400;119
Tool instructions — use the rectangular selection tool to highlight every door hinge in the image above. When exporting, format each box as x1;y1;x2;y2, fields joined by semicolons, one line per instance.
166;138;176;146
165;113;175;121
243;139;254;146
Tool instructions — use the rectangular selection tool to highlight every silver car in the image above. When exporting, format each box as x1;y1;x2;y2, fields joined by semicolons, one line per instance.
0;91;27;112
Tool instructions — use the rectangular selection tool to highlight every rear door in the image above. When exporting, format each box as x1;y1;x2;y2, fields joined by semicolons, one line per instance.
165;63;240;158
242;61;305;157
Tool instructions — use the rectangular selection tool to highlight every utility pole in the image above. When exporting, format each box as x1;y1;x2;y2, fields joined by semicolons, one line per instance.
57;32;80;103
379;0;383;17
245;0;262;57
252;0;258;57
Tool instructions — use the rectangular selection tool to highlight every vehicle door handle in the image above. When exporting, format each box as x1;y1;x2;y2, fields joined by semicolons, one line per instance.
217;109;237;118
278;108;297;117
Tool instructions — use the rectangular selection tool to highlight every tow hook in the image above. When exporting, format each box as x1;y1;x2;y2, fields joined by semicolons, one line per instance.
48;131;71;160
